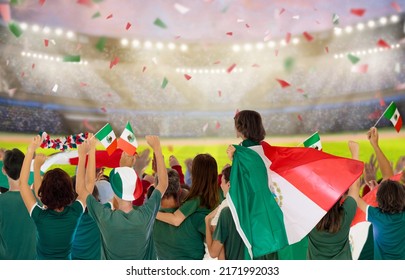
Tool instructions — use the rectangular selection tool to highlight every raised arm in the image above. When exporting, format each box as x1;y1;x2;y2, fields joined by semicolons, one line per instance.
33;153;46;199
367;127;394;180
146;135;167;195
348;140;368;212
20;136;41;213
85;134;96;196
75;139;91;207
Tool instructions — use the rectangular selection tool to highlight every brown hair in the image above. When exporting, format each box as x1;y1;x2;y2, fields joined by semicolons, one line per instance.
187;154;219;210
315;199;343;233
38;168;76;210
377;180;405;214
234;110;266;142
222;166;231;183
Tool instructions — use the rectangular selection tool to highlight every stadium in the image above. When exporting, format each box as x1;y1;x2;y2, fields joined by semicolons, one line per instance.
0;0;404;139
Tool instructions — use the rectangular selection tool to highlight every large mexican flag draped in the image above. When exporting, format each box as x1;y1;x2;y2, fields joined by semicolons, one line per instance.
228;141;364;259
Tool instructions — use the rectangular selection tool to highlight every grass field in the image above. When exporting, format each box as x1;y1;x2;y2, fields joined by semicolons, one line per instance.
1;129;404;178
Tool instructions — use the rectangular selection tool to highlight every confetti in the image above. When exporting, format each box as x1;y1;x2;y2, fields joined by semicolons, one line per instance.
154;18;167;28
100;107;107;113
63;55;80;62
324;46;329;53
76;0;93;7
202;123;208;132
251;64;260;67
297;114;303;121
379;98;386;107
237;18;244;23
332;13;339;25
91;11;101;19
95;37;106;52
215;121;221;129
284;57;294;72
352;64;368;73
142;66;147;72
303;31;313;42
184;74;192;80
227;63;236;73
347;53;360;64
0;3;11;22
39;0;46;6
126;22;132;30
391;1;401;12
279;8;285;15
292;15;300;20
245;23;250;28
44;39;49;47
152;57;158;65
109;57;119;69
395;62;401;73
218;90;222;97
276;79;290;88
297;88;304;93
285;32;291;44
377;39;391;48
174;3;190;14
7;88;17;97
161;77;168;89
32;63;35;69
350;8;366;16
8;22;23;37
226;32;233;36
80;82;88;87
106;13;113;19
83;119;96;132
213;60;221;64
52;84;58;93
263;31;271;42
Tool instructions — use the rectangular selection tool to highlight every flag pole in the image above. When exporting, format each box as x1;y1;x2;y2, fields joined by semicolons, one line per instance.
373;101;392;127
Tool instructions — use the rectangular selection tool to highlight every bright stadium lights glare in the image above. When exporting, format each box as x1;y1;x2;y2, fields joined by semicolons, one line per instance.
221;69;226;73
267;41;275;48
239;68;244;72
26;52;31;57
33;53;37;58
373;48;378;53
279;39;287;46
368;49;373;54
243;43;252;51
396;44;400;48
292;38;300;44
44;55;49;60
43;26;51;34
204;69;209;73
175;68;180;73
379;17;388;25
49;56;54;60
192;69;197;73
232;44;241;52
367;20;376;28
362;50;367;55
198;69;203;73
144;40;152;49
132;39;140;48
21;51;26;56
156;42;164;50
210;69;215;73
339;54;344;58
38;54;43;59
256;42;264;50
215;69;221;73
390;15;400;23
333;54;338;59
84;61;88;65
66;31;75;39
168;42;176;50
120;38;129;46
333;27;342;36
20;22;28;30
180;44;188;52
56;57;61;62
32;25;40;32
344;26;353;34
356;23;365;31
55;28;63;36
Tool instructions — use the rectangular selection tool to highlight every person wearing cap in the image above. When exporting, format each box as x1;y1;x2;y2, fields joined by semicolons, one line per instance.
81;135;168;260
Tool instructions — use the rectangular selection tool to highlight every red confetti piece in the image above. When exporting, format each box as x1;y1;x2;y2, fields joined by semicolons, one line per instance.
391;1;401;12
83;119;96;132
215;121;221;129
263;32;271;42
227;63;236;73
315;20;320;24
213;60;221;64
226;32;233;36
142;66;147;72
174;35;181;39
126;22;132;30
353;64;368;73
218;90;222;97
297;88;304;93
44;39;49;47
379;98;386;107
324;46;329;53
80;82;88;87
350;8;366;16
100;107;107;113
251;64;260;67
32;63;35;69
377;39;390;48
76;0;93;7
303;31;314;42
297;114;303;121
109;57;119;69
279;8;285;15
285;32;291;44
184;74;192;80
276;79;290;88
245;23;250;28
106;14;113;19
21;72;25;77
39;0;46;6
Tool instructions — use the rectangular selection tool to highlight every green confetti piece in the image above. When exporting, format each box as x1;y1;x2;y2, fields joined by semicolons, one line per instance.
332;13;339;25
8;22;23;38
284;57;295;73
154;18;167;29
92;11;101;19
92;0;104;3
161;77;168;89
95;37;106;52
347;53;360;64
221;5;229;13
63;55;81;62
10;0;24;5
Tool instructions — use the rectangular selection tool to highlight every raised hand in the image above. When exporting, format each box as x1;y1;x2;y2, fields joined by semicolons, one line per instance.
34;153;47;168
28;135;42;153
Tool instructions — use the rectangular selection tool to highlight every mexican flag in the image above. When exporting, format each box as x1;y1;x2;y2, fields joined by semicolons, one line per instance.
383;101;402;132
303;131;322;150
118;122;138;156
229;141;364;259
95;123;117;155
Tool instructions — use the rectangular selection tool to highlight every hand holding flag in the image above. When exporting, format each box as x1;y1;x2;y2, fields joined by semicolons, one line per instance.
303;131;322;150
118;122;138;156
95;123;117;155
374;101;402;132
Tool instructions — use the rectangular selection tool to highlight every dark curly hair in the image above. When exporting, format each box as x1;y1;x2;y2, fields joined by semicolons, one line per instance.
234;110;266;142
3;148;25;180
38;168;76;210
377;180;405;214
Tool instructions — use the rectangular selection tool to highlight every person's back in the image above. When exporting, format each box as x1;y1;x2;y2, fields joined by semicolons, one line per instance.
0;148;36;260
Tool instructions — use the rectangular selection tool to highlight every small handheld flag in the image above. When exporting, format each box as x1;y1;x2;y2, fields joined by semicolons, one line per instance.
95;123;117;155
374;101;402;132
303;131;322;150
118;122;138;156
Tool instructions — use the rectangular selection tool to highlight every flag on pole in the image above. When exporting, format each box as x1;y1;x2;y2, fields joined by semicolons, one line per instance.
229;142;364;259
303;131;322;150
95;123;117;155
118;122;138;156
383;101;402;132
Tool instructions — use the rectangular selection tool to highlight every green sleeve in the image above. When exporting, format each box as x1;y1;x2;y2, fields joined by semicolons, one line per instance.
178;198;200;218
